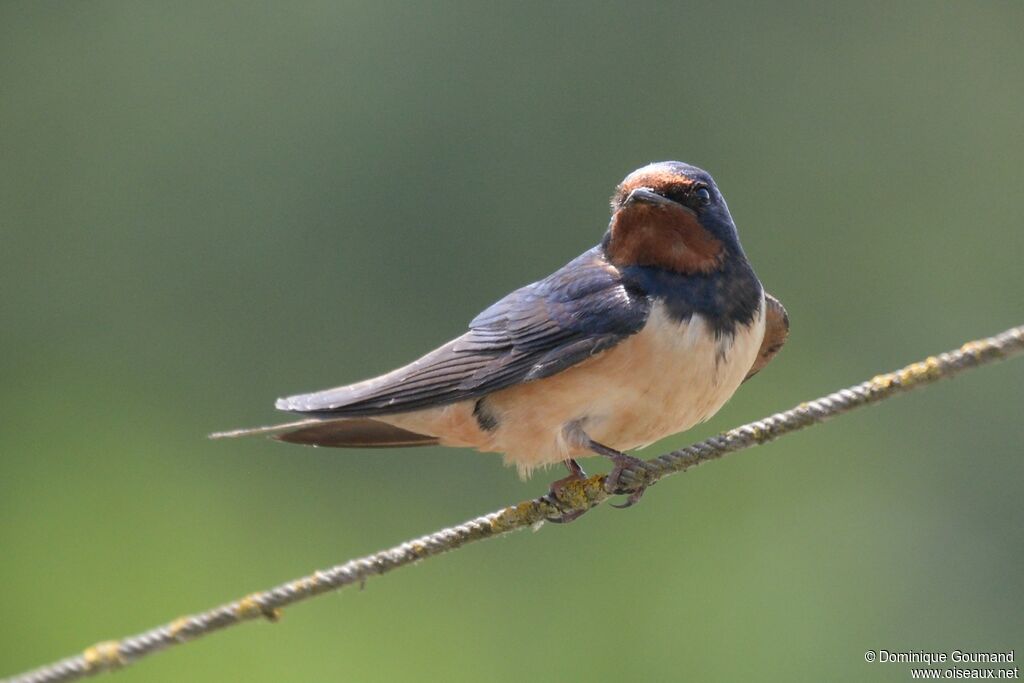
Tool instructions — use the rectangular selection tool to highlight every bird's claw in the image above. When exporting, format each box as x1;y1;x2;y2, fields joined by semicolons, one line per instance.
609;488;646;509
543;506;587;524
603;452;652;509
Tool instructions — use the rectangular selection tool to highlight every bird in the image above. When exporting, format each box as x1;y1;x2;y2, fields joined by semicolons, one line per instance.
211;161;789;521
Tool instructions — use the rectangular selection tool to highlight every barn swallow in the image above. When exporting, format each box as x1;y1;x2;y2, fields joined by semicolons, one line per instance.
212;161;789;521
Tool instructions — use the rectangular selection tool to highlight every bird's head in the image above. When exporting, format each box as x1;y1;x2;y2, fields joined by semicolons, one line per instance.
605;161;743;275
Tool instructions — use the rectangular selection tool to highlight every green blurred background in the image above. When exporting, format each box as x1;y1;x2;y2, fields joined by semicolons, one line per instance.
2;2;1022;681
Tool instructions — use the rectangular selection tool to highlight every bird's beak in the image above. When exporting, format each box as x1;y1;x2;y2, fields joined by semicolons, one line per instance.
627;187;696;216
627;187;671;206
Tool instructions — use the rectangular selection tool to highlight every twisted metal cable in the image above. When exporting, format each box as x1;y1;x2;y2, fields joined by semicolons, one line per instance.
5;324;1023;683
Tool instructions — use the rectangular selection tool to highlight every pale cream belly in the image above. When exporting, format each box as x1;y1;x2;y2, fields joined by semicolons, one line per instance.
381;299;766;477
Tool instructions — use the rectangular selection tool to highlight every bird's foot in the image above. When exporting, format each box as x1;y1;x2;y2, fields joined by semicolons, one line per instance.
544;459;591;523
586;441;654;509
606;453;651;508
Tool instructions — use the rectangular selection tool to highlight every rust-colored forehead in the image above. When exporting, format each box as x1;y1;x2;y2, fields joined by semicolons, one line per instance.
612;168;696;207
621;168;696;193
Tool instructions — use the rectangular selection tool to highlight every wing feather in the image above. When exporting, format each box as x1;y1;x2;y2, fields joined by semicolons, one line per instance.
743;292;789;382
277;248;650;417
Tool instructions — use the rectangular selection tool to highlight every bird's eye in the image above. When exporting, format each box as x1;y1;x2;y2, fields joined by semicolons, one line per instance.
694;187;711;205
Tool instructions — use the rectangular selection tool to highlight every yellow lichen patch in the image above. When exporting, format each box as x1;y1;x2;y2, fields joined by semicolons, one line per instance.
898;358;944;386
289;576;317;597
83;641;125;671
490;501;539;532
236;595;261;619
549;476;596;510
897;364;919;384
585;474;609;497
236;593;280;621
869;373;896;390
168;617;192;641
960;340;987;359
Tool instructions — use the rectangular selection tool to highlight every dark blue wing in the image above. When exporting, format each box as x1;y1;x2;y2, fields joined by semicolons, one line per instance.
276;247;650;417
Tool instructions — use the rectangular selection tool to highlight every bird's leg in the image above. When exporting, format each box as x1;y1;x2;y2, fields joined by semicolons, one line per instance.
563;421;654;509
544;459;589;524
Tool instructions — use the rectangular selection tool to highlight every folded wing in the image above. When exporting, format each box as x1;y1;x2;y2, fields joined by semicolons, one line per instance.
276;248;651;418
